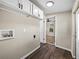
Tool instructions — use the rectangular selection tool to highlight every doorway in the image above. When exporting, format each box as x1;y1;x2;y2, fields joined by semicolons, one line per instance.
46;16;55;45
76;8;79;59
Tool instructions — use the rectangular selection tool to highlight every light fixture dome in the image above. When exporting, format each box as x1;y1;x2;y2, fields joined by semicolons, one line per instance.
46;1;54;7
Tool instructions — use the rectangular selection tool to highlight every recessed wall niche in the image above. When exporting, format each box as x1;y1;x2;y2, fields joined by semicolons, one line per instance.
0;29;15;40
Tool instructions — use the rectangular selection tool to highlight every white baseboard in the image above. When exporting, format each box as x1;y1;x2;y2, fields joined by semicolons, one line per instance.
20;45;75;59
20;45;40;59
71;50;76;59
55;45;71;52
56;45;76;58
73;56;76;59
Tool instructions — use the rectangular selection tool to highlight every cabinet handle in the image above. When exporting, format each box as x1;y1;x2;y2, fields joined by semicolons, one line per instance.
18;3;21;8
38;14;40;17
21;4;23;9
32;4;33;14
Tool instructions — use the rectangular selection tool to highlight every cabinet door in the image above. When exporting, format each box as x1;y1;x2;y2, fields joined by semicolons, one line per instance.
38;9;43;19
1;0;18;8
33;4;39;17
27;1;32;15
18;0;32;14
20;0;28;11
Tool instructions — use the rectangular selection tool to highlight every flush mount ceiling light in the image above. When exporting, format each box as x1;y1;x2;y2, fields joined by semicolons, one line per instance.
46;1;54;7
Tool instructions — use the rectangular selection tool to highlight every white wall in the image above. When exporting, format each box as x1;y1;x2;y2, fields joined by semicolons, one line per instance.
40;16;46;43
71;13;76;58
40;20;44;43
47;11;72;50
0;9;40;59
43;19;46;43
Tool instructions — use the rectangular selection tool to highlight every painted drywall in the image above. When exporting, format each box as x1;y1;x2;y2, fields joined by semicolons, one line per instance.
40;15;46;43
47;11;72;50
43;19;46;43
0;9;40;59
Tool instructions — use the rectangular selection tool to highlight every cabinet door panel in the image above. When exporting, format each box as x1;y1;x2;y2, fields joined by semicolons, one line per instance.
19;0;32;15
27;1;32;15
21;0;28;12
33;4;39;17
38;9;43;19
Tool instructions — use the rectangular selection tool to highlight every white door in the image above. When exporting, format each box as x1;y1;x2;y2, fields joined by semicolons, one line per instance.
76;8;79;59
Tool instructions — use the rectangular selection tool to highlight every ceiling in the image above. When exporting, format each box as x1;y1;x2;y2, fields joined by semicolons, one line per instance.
30;0;75;15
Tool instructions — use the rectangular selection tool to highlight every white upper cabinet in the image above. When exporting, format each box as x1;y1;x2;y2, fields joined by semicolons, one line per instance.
38;9;44;19
18;0;32;15
32;4;44;19
0;0;44;20
27;0;32;15
19;0;28;11
32;4;39;17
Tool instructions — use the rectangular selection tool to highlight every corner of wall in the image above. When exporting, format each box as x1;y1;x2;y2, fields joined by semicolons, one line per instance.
20;45;40;59
55;44;71;52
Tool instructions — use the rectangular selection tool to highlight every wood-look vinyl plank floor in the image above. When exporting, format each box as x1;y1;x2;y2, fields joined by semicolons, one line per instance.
25;43;72;59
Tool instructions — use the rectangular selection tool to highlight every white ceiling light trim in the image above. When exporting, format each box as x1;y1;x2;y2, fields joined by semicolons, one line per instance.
46;1;54;7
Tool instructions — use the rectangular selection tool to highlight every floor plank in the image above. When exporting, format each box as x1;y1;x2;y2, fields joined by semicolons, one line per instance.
25;43;72;59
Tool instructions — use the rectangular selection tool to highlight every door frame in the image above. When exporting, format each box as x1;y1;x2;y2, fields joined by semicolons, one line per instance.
46;16;56;45
76;8;79;59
